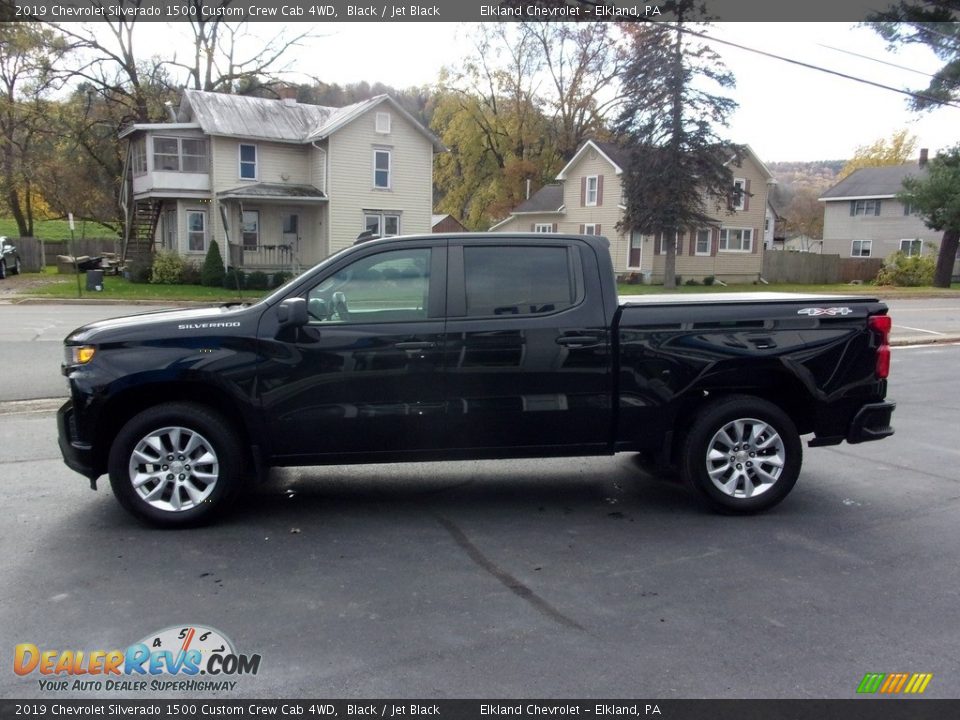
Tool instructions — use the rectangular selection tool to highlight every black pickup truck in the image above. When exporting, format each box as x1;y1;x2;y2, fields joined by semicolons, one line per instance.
58;234;895;526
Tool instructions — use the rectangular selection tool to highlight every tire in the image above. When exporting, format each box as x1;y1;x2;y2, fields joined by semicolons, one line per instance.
108;403;244;527
680;395;802;514
0;260;6;280
11;256;21;275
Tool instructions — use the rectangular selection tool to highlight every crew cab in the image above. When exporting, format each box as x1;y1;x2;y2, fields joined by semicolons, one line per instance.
58;234;895;526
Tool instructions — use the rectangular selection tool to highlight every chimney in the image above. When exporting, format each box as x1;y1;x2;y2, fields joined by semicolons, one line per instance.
526;178;531;200
164;100;177;122
919;148;928;167
279;86;298;106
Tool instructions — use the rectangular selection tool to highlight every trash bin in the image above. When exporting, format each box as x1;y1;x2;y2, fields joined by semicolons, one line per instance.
86;269;104;292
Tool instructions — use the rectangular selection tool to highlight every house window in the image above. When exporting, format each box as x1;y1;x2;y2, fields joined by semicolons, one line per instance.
164;208;177;250
656;232;680;255
533;223;554;233
364;212;400;237
851;240;872;257
583;224;599;236
720;228;753;252
733;178;747;210
242;210;260;251
373;149;391;189
375;112;391;134
187;210;206;252
900;239;922;257
903;202;915;216
132;138;147;176
850;199;881;216
152;136;208;173
239;143;257;180
695;229;712;256
585;176;599;206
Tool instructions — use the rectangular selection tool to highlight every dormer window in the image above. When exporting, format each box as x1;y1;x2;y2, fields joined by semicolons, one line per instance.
376;112;391;134
585;176;599;206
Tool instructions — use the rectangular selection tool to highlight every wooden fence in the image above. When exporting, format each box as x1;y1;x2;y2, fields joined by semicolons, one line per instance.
2;237;121;272
763;251;882;284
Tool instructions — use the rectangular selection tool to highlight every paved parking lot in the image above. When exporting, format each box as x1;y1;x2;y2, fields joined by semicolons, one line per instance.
0;307;958;699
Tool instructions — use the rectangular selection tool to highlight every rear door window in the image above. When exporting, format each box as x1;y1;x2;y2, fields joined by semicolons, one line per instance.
462;245;579;317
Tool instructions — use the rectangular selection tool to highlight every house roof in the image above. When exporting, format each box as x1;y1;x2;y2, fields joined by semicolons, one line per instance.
819;162;926;201
216;183;327;202
174;90;445;151
511;184;565;214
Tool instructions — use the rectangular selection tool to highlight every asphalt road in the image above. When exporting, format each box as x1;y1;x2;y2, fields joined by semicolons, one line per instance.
0;329;958;698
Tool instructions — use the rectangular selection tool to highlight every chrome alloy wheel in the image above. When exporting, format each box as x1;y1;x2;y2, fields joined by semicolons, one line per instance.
127;426;220;512
705;417;786;499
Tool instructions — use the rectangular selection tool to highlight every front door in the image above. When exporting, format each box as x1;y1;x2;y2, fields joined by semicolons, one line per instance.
259;242;448;460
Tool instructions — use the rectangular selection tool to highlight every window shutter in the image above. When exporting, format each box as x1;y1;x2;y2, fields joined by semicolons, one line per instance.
752;229;759;253
850;201;856;216
531;223;536;232
596;224;601;235
580;177;586;207
579;224;585;234
552;223;557;232
874;201;881;216
597;176;604;206
712;228;719;256
654;233;662;255
744;179;751;211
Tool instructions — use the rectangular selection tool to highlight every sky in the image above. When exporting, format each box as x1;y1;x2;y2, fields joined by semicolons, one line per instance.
139;21;959;164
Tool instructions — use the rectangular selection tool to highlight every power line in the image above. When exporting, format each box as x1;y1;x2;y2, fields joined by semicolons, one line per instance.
671;24;960;111
816;43;937;78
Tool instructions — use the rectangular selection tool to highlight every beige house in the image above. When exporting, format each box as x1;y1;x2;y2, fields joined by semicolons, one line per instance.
119;89;444;272
491;140;775;284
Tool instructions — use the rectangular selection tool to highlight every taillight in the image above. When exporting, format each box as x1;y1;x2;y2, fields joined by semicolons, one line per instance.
869;314;891;379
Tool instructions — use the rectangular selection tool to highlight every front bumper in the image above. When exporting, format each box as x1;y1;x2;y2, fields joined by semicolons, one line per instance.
57;400;99;483
846;400;896;444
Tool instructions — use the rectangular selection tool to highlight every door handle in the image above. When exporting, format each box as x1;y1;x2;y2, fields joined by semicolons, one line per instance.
394;341;437;350
556;335;600;348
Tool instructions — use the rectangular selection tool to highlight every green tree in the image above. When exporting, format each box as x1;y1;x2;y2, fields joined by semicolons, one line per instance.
898;144;960;287
201;240;225;287
838;129;918;180
615;4;741;289
868;7;960;110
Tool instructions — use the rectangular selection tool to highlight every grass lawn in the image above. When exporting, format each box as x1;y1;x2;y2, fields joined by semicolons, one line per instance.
0;218;116;241
23;273;267;303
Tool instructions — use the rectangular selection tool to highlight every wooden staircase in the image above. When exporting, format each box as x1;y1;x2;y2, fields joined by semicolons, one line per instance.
122;199;162;263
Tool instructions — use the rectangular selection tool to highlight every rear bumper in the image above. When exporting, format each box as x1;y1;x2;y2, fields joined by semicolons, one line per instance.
846;401;896;444
57;400;99;481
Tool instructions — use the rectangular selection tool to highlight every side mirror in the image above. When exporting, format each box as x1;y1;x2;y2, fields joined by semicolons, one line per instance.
277;297;308;328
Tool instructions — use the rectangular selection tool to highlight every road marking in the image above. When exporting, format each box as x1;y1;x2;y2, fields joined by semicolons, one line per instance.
894;324;946;335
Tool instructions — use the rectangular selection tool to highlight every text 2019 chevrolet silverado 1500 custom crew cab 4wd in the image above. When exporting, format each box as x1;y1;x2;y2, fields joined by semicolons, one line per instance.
58;234;895;526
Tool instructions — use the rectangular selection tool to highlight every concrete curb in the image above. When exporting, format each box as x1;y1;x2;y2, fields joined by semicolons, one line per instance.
891;335;960;347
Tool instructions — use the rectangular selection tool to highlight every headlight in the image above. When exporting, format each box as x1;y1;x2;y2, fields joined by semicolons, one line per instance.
67;345;96;365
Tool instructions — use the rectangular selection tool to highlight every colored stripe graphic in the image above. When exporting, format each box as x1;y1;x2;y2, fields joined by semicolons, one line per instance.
857;673;885;693
857;672;933;694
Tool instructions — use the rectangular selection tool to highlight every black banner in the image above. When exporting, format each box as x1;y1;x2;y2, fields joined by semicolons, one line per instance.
2;700;960;720
3;0;930;23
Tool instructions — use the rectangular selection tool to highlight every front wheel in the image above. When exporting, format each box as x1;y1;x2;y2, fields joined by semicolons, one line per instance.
11;256;21;275
681;395;802;514
108;403;244;527
0;260;6;279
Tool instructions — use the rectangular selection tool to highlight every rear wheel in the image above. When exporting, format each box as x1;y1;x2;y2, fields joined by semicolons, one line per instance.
108;403;244;527
681;395;801;514
0;260;6;279
11;256;21;275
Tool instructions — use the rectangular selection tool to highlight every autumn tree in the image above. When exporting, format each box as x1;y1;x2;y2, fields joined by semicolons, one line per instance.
838;129;918;179
615;6;741;289
0;22;71;237
783;187;825;242
868;6;960;110
898;144;960;287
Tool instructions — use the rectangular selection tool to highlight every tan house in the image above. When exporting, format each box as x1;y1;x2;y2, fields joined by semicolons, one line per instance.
491;140;775;284
119;89;444;272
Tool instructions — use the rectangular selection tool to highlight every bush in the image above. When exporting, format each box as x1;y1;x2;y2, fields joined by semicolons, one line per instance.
180;260;202;285
125;255;153;284
271;271;293;288
703;275;715;286
201;240;225;287
246;270;269;290
150;250;184;285
223;268;246;290
684;278;700;286
875;251;936;287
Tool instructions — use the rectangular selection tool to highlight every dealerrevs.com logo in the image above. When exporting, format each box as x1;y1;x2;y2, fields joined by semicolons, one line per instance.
14;625;261;693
